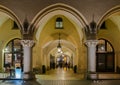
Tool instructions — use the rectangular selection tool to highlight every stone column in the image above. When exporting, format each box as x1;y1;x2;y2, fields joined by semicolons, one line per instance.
85;40;98;79
21;40;34;80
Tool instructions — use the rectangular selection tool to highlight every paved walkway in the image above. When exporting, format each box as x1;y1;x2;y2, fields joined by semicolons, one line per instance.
36;68;85;80
0;68;120;85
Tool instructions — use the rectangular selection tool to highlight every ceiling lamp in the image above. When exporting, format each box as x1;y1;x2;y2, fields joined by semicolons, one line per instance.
57;33;62;53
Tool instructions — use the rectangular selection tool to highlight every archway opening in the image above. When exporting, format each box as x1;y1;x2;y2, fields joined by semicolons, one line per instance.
0;12;22;73
31;3;88;80
98;9;120;73
96;38;114;72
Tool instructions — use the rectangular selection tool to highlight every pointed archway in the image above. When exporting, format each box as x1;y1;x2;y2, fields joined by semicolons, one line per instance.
0;5;22;73
97;5;120;73
31;3;88;76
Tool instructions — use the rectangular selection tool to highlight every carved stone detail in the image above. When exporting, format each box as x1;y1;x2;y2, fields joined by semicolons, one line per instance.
85;40;98;47
21;40;34;47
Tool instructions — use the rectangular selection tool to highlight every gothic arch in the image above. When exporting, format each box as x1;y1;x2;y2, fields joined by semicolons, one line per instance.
0;5;23;33
31;3;88;41
98;5;120;29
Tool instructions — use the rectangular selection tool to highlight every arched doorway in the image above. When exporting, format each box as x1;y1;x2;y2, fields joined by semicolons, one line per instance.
50;53;72;69
0;5;22;73
4;38;23;75
97;6;120;73
96;38;114;72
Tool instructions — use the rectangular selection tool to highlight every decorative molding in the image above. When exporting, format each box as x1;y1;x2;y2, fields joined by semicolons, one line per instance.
21;40;34;47
85;40;98;47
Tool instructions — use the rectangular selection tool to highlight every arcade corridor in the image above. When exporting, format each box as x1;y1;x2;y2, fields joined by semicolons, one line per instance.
0;1;120;85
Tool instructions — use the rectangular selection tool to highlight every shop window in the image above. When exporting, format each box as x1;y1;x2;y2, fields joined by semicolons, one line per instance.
4;38;23;73
96;38;114;72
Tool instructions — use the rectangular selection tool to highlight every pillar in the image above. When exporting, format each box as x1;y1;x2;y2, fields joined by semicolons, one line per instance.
85;40;98;79
21;40;35;80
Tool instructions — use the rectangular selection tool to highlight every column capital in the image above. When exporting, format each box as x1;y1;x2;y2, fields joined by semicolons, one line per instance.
21;40;34;47
85;40;98;47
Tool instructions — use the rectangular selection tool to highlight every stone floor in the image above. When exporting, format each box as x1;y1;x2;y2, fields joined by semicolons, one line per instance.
1;79;120;85
0;68;120;85
36;68;85;80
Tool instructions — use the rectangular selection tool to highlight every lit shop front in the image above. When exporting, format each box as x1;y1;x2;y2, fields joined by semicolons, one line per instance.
4;38;23;78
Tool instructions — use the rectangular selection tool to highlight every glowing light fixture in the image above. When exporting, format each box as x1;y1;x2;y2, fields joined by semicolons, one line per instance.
57;33;62;53
15;68;21;78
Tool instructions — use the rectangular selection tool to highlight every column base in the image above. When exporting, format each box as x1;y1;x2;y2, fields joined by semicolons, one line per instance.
87;72;98;80
23;72;36;80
